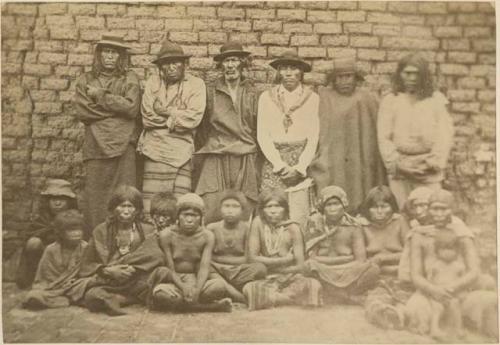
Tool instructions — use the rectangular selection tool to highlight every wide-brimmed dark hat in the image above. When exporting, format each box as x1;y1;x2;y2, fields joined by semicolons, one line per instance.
270;50;311;72
40;179;76;199
96;34;131;50
214;41;251;62
152;40;191;65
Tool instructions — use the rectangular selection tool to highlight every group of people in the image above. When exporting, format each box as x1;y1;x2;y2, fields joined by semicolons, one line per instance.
17;180;497;340
71;33;455;232
13;33;498;341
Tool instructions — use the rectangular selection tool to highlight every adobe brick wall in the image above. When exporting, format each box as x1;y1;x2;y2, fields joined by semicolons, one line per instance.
1;2;496;251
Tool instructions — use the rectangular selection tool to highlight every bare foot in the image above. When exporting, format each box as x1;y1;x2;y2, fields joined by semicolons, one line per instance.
430;328;448;342
215;298;232;312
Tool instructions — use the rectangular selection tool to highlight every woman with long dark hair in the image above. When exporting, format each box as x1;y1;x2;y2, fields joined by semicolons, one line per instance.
244;189;322;310
73;185;163;316
377;53;454;208
357;186;412;330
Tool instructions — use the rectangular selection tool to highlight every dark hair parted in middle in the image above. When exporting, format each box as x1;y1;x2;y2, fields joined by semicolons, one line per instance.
107;185;143;214
358;185;399;221
392;53;434;100
257;189;290;222
91;44;130;78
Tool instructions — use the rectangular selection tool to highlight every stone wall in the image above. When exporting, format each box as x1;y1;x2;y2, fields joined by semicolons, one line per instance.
1;2;496;252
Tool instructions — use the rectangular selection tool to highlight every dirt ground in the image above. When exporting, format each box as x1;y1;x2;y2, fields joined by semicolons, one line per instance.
2;283;497;344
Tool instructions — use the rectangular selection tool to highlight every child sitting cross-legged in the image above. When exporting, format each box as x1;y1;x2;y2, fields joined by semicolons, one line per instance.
207;190;267;303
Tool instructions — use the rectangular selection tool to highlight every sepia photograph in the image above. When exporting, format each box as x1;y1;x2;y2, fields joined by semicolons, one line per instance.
1;0;498;343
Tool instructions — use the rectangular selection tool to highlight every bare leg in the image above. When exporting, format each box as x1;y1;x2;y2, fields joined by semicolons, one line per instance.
224;282;246;304
448;298;464;340
183;298;232;313
429;299;447;341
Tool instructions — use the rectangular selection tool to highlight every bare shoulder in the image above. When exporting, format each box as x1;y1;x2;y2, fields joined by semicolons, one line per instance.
201;228;215;242
286;222;303;239
158;228;175;244
206;221;223;233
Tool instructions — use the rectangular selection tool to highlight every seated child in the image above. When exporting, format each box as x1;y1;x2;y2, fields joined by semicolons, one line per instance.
426;231;465;341
150;191;177;233
16;179;78;289
23;209;87;309
207;190;267;301
150;193;236;312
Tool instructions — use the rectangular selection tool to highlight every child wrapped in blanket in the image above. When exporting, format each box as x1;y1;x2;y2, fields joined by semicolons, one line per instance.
23;210;87;309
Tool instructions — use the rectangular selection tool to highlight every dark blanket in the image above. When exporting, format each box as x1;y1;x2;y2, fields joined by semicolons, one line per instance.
24;241;87;308
309;86;387;212
66;222;164;303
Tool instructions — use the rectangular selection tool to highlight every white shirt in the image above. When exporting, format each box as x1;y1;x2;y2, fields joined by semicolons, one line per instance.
257;84;320;176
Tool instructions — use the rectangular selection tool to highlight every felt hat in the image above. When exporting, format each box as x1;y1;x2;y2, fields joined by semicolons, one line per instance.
318;185;349;210
177;193;205;216
214;41;251;62
40;179;76;199
96;34;131;50
152;40;191;65
428;189;455;208
270;50;311;72
329;57;365;81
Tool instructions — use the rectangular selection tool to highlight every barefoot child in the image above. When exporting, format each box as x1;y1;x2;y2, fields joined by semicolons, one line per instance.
150;193;236;312
426;232;465;341
207;190;267;301
24;210;87;309
150;191;177;233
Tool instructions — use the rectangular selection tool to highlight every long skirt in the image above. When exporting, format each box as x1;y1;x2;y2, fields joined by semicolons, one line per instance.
84;144;136;237
142;158;192;217
212;262;267;291
195;153;260;224
305;259;380;302
242;273;322;310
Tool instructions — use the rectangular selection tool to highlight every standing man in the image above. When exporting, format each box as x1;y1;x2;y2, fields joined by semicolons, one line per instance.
73;34;141;234
137;40;206;216
309;57;386;214
377;53;454;207
195;41;260;223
